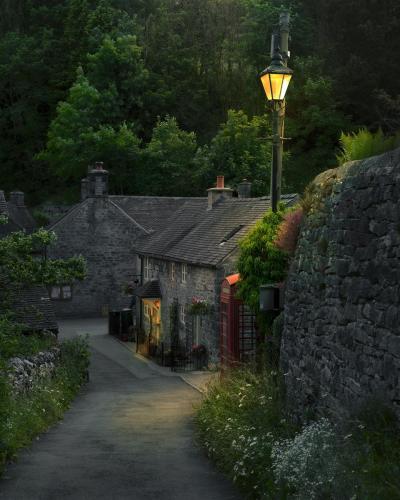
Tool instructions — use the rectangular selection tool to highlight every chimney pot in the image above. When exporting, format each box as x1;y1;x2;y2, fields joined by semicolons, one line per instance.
238;179;252;198
9;191;25;207
207;176;233;210
216;175;224;189
0;190;8;215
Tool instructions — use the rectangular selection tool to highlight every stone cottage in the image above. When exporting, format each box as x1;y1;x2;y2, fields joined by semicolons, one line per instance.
133;177;297;364
47;163;205;317
0;190;58;333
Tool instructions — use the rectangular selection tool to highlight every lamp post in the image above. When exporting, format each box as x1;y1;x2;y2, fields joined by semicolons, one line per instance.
259;13;293;212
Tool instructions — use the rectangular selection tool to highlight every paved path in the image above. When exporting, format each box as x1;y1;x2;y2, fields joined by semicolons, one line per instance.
0;319;240;500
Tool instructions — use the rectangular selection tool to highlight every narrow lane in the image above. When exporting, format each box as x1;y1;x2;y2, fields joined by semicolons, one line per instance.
0;321;240;500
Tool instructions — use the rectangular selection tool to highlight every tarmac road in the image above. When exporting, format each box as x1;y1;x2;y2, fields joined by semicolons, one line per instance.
0;319;240;500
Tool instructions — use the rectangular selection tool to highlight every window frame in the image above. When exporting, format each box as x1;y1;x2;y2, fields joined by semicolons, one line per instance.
170;262;175;281
49;284;73;301
180;304;186;325
144;257;150;280
181;263;187;284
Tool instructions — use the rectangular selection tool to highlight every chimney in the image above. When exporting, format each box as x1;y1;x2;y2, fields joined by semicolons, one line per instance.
81;178;89;201
9;191;25;207
237;179;252;198
87;161;109;197
0;190;8;215
207;175;233;210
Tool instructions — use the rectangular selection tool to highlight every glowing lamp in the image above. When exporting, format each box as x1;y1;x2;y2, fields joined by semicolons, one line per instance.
260;49;293;101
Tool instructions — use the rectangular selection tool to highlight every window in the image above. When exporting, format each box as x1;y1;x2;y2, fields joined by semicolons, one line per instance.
144;257;150;280
50;285;72;301
181;263;187;283
180;304;186;324
144;303;150;318
170;262;175;281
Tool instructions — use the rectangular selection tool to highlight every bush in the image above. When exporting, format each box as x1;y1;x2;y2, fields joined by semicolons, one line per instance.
0;336;90;476
337;128;400;165
196;371;400;499
0;318;57;361
274;208;304;255
271;418;338;499
196;369;295;498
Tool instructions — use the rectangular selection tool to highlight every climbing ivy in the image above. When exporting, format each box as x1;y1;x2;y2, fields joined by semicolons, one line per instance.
236;208;289;311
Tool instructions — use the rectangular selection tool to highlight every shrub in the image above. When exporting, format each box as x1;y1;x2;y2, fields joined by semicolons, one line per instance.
337;128;400;165
271;418;338;499
236;208;289;311
0;336;90;476
196;369;295;498
274;207;304;255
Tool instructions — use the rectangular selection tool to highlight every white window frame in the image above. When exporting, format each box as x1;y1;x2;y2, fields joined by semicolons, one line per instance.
181;263;187;284
170;262;175;281
180;304;186;325
144;303;150;319
144;257;150;280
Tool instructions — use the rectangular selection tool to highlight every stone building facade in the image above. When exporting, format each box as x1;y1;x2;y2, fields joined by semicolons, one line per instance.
47;164;196;317
281;148;400;421
134;182;297;364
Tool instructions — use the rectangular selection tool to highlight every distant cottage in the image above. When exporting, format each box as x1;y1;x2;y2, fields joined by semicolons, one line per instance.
48;164;297;366
0;190;58;334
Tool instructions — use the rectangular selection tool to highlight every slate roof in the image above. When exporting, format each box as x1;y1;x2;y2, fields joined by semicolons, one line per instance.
135;194;298;267
10;285;59;332
0;191;36;236
110;196;204;233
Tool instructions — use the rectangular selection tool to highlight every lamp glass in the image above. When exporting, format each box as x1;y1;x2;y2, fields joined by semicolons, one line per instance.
261;72;292;101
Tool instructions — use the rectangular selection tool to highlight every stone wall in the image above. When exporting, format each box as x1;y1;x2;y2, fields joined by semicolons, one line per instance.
7;347;61;393
281;148;400;421
48;198;144;317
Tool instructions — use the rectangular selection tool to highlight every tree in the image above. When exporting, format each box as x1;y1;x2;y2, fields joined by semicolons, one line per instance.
39;70;141;196
140;116;199;196
199;110;272;196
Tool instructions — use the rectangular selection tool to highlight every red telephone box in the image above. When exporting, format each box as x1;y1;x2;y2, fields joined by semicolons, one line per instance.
220;274;257;367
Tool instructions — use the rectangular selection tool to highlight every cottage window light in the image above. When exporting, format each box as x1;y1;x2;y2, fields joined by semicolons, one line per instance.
50;285;72;301
181;263;187;283
180;304;186;324
144;257;151;280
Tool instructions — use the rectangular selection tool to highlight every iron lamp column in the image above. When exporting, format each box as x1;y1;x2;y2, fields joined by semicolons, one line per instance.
259;16;293;212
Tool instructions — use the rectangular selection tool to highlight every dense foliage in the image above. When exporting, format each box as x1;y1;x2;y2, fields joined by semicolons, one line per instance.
236;208;289;311
1;0;400;203
0;336;90;475
196;369;400;499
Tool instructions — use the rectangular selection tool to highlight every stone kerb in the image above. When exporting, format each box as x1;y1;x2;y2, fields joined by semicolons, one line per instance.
281;147;400;422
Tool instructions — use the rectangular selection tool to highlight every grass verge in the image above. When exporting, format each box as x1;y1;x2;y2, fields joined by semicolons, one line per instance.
196;368;400;499
0;336;90;475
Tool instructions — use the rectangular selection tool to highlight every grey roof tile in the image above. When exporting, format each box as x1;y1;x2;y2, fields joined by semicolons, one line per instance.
135;194;298;266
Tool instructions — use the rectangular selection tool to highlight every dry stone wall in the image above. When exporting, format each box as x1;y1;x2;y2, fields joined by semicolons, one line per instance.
7;347;61;393
281;148;400;421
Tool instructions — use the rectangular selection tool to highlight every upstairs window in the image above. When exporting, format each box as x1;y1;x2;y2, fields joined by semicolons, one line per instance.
144;257;151;280
50;285;72;301
170;262;175;281
181;263;187;284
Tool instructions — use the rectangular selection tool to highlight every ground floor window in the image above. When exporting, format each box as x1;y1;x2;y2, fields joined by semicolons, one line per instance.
49;285;72;300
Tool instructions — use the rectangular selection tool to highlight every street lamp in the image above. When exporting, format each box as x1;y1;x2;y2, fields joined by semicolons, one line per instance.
260;14;293;212
260;49;293;102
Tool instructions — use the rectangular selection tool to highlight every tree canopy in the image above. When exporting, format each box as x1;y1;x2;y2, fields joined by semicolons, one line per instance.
1;0;399;203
